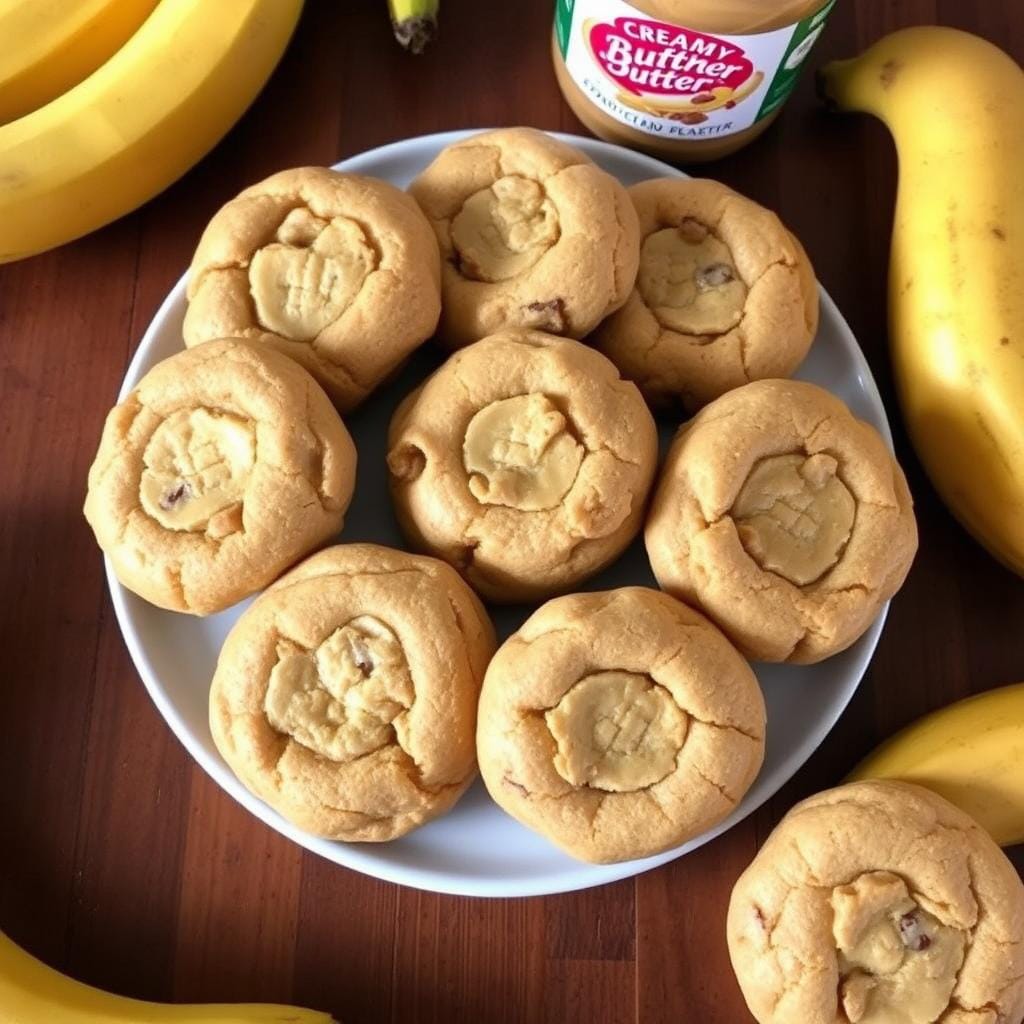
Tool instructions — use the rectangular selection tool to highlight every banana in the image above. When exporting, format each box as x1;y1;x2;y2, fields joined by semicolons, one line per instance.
848;683;1024;847
0;928;335;1024
0;0;303;264
0;0;157;125
819;28;1024;577
387;0;439;54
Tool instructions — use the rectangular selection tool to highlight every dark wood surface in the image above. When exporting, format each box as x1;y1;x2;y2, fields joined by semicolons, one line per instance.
1;1;1022;1021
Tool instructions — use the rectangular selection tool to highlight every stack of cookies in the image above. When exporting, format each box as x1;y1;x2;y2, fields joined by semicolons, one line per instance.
84;127;922;863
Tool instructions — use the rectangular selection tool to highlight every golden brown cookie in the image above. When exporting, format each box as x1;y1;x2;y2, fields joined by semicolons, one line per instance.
645;379;917;663
209;543;495;842
84;339;356;615
183;167;441;411
593;178;818;410
476;587;766;863
728;780;1024;1024
386;329;658;602
408;127;639;348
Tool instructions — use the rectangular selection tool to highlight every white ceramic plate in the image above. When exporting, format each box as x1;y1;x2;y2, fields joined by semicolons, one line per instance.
108;130;890;898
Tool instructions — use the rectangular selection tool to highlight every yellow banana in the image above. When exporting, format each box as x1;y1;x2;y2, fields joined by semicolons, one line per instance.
848;683;1024;847
819;28;1024;576
0;928;335;1024
0;0;303;264
387;0;439;54
0;0;157;125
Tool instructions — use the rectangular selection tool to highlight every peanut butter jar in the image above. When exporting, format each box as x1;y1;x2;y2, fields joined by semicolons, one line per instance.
553;0;837;162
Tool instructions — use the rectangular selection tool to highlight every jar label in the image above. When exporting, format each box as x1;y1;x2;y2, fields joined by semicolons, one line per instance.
555;0;836;142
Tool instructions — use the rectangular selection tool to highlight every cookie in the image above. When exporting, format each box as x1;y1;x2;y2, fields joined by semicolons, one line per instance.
209;543;495;842
593;178;818;410
386;329;658;602
728;780;1024;1024
476;587;766;863
408;127;639;348
183;167;441;411
645;379;917;663
84;339;356;615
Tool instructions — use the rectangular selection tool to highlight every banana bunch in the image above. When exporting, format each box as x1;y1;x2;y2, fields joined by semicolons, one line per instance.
819;28;1024;577
0;0;303;263
387;0;439;54
0;928;335;1024
849;683;1024;848
0;0;157;123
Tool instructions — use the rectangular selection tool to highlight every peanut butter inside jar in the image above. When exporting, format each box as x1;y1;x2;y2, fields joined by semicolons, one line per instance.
552;0;836;162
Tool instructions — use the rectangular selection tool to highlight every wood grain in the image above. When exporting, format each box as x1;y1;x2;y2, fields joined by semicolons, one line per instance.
0;1;1021;1021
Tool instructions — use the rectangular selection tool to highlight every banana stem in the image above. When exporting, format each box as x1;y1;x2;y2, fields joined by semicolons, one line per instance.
388;0;439;54
815;58;857;110
817;53;898;117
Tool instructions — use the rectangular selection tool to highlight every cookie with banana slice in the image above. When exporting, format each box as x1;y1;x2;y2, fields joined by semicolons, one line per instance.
593;178;818;410
408;127;639;348
386;329;658;602
476;587;766;863
84;339;356;615
645;379;917;663
209;543;495;841
183;166;441;411
728;780;1024;1024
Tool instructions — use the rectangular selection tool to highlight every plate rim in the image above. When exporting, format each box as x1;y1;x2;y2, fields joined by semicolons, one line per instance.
107;129;890;898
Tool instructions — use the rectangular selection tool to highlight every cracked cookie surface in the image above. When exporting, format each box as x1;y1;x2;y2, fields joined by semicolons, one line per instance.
728;780;1024;1024
408;127;639;349
593;178;819;411
386;329;658;602
645;379;917;663
183;167;441;412
84;339;356;615
476;587;766;863
209;543;496;842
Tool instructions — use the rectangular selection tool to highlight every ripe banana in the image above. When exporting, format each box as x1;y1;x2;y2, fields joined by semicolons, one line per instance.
0;928;335;1024
387;0;439;54
848;683;1024;847
0;0;303;264
819;28;1024;576
0;0;157;125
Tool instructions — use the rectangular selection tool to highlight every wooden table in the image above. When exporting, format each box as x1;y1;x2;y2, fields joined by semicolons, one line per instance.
1;1;1022;1020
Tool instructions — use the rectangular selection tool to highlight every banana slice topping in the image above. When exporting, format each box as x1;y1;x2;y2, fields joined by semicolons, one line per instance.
450;175;559;282
832;872;966;1024
249;206;378;340
139;407;255;535
732;452;855;586
638;218;748;336
463;393;584;511
545;671;689;792
264;615;414;762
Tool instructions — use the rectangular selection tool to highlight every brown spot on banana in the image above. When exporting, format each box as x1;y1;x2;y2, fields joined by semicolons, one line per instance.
880;59;903;88
974;412;1015;476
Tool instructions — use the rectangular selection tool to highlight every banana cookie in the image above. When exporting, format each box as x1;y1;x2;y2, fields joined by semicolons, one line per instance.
728;780;1024;1024
84;339;356;615
645;380;917;663
476;587;766;863
408;127;639;348
386;329;658;602
209;544;495;842
183;167;441;411
593;178;818;410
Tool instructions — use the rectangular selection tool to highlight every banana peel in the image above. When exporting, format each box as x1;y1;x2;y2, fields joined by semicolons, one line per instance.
849;682;1024;848
0;927;335;1024
0;0;303;263
819;28;1024;578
